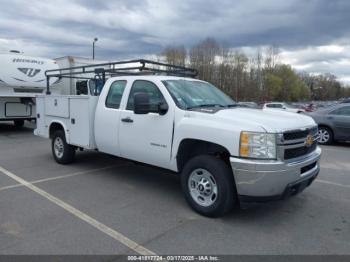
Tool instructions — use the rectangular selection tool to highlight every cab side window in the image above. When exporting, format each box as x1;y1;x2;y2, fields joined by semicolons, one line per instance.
267;104;281;108
105;80;127;109
126;80;166;111
330;106;350;116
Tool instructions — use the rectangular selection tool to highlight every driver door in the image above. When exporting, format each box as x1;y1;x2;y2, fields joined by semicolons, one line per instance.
119;80;174;169
328;106;350;139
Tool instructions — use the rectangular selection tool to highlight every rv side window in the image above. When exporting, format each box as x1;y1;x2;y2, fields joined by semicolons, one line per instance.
105;81;127;109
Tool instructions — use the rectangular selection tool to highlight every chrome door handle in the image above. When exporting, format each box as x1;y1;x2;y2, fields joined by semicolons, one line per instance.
121;117;133;123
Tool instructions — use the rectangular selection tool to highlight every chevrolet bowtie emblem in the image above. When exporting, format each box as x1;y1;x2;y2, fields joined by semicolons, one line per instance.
305;135;313;147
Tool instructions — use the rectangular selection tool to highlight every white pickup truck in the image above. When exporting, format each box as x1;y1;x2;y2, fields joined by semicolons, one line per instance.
35;60;321;217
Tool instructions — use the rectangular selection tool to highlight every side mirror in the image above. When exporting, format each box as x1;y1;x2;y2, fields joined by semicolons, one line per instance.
134;92;150;114
158;102;169;115
133;92;169;115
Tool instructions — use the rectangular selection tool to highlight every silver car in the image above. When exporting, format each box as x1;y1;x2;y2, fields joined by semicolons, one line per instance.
308;104;350;144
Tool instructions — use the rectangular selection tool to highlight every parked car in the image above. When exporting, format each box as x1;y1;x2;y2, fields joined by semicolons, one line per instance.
263;102;305;113
308;104;350;144
340;98;350;104
237;102;258;108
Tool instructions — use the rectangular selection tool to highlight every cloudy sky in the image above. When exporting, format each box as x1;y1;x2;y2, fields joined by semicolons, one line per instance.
0;0;350;83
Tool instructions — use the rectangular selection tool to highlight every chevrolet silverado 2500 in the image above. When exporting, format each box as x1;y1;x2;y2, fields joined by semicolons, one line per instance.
34;60;321;217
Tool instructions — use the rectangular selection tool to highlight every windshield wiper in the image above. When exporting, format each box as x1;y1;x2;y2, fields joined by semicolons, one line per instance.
187;104;225;110
226;104;238;108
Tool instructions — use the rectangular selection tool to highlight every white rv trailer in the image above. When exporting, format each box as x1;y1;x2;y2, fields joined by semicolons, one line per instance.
53;56;110;96
0;53;106;127
0;51;59;126
50;56;106;95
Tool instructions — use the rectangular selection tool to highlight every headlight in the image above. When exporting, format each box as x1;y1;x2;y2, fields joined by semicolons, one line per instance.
240;131;277;159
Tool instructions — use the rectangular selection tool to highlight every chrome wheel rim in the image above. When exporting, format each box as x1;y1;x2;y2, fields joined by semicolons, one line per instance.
318;129;330;144
188;168;218;207
54;137;64;158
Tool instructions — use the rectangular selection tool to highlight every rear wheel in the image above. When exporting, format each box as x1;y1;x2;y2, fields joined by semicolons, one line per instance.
52;130;75;164
181;155;236;217
318;126;333;145
14;120;24;127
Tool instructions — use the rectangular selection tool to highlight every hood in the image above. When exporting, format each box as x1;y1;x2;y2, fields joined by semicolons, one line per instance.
193;108;317;133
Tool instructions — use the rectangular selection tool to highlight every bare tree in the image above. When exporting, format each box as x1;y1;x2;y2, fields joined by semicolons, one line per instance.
189;38;220;83
232;51;248;100
160;38;344;102
264;45;280;72
162;45;187;66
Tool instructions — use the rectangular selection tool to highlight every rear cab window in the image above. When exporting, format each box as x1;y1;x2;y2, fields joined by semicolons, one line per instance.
105;80;127;109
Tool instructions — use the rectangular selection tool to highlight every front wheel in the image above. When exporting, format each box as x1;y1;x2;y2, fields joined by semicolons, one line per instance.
52;130;76;164
318;126;333;145
181;155;236;217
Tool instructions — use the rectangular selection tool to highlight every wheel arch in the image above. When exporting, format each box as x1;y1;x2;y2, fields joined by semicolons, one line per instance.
318;124;335;142
176;138;231;173
49;121;68;139
318;124;334;135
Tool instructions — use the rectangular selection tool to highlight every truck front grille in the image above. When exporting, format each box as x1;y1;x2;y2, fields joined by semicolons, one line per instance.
279;126;319;160
283;126;318;141
284;143;317;160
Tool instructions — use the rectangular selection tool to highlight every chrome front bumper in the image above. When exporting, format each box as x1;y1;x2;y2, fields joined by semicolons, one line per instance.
230;146;322;199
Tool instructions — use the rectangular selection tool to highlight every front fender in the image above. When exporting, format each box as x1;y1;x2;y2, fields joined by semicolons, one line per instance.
170;117;241;171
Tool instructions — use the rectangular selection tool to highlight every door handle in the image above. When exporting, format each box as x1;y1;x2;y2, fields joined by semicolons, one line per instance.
327;116;333;120
121;117;133;123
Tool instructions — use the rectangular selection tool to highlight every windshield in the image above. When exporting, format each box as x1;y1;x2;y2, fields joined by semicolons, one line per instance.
162;80;236;110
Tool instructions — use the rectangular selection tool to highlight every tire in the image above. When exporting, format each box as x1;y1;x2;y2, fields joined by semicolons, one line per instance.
181;155;236;217
51;130;76;164
14;120;24;127
318;126;333;145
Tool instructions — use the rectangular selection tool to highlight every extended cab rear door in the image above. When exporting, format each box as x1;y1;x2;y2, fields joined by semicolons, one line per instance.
94;80;128;156
118;80;174;169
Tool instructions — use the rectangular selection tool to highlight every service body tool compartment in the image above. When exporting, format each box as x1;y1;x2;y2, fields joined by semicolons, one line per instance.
35;95;97;149
45;96;70;118
68;97;91;148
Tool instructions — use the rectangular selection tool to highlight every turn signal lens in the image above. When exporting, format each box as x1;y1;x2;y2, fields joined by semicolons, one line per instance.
240;132;249;145
240;145;249;157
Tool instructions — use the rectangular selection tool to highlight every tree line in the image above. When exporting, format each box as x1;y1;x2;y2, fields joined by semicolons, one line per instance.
160;38;350;102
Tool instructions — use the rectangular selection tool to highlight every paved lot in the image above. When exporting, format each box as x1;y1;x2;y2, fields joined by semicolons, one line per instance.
0;121;349;255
